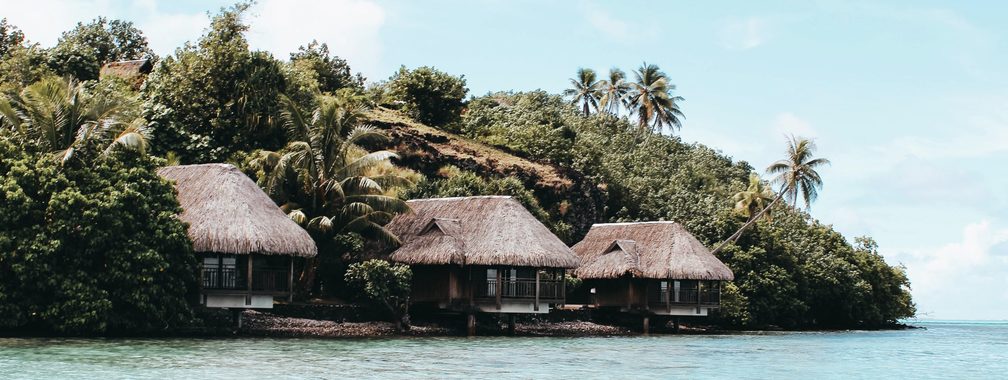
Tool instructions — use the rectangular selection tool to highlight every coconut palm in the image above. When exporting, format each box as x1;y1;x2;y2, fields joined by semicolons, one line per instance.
767;136;831;209
564;68;600;116
598;68;630;116
733;172;776;222
255;94;413;295
712;136;829;253
0;76;146;162
627;63;684;133
259;95;412;246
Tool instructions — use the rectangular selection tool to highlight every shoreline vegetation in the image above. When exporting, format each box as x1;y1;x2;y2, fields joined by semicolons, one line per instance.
0;2;915;338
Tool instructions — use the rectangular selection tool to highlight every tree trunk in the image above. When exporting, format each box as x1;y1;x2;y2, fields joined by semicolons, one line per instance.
297;256;318;298
711;191;785;255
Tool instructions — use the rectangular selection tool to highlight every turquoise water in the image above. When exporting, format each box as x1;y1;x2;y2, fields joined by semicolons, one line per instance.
1;321;1006;379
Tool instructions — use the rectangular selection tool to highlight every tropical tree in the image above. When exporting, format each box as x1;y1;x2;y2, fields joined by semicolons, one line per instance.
0;76;146;163
733;172;776;222
47;17;154;81
598;68;630;115
386;65;468;126
254;95;412;294
712;135;829;253
142;3;291;163
564;67;600;116
627;62;684;133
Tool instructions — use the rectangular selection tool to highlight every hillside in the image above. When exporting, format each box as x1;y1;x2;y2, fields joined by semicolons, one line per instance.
366;107;604;242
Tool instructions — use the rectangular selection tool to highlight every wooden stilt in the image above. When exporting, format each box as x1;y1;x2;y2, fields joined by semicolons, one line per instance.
495;267;502;310
467;313;476;336
508;314;516;335
534;269;540;312
233;308;243;329
643;316;650;335
288;257;294;303
673;317;680;333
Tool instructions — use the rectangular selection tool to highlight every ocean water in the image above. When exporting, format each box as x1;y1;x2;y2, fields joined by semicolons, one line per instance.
1;321;1005;379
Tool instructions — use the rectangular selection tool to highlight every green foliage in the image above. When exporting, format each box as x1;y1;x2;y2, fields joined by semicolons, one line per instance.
0;140;197;334
408;165;573;241
345;259;412;330
453;90;913;328
0;76;146;163
290;40;364;93
0;18;26;58
0;20;51;95
246;95;413;297
386;66;468;126
142;4;290;163
48;17;153;81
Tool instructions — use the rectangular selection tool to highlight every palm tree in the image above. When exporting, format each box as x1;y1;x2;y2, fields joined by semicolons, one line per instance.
260;95;412;244
564;68;600;116
767;136;831;209
255;95;413;293
712;136;829;253
0;76;147;163
627;63;684;133
598;68;630;116
733;172;776;222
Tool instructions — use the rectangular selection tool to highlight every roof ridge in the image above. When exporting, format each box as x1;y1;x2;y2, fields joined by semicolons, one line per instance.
407;195;514;202
592;221;679;226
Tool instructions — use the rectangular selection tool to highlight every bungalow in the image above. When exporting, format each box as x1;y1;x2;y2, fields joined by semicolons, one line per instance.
384;196;579;334
572;221;734;331
158;164;317;313
99;59;153;89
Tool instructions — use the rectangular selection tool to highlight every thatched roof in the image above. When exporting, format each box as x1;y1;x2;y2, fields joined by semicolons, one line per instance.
573;222;733;281
157;164;317;257
387;196;579;268
99;59;152;79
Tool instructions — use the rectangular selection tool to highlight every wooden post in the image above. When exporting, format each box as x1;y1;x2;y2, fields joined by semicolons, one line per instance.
644;280;650;311
665;280;672;314
560;269;566;300
467;313;476;336
495;267;502;310
643;315;650;335
247;255;253;293
534;269;540;312
288;257;295;302
468;267;474;307
697;281;703;313
508;314;516;335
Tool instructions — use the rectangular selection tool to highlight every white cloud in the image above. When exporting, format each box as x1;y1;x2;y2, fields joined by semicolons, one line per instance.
720;16;769;50
0;0;386;76
772;112;817;138
583;6;629;41
246;0;385;76
897;220;1008;320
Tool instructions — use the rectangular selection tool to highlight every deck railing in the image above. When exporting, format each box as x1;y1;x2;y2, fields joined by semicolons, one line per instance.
202;266;243;289
202;267;289;292
648;287;721;306
483;279;564;300
252;269;290;292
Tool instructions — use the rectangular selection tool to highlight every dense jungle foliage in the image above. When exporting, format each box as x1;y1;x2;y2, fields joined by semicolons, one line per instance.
0;3;913;333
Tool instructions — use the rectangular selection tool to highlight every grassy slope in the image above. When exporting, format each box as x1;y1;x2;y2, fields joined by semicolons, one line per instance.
366;107;572;190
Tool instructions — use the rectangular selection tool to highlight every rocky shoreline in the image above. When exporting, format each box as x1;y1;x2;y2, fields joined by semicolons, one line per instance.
240;310;636;338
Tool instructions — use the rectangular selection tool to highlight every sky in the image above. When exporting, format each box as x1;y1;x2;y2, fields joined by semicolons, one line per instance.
3;0;1007;320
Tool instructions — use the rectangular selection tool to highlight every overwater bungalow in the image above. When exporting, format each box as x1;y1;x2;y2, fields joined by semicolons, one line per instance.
572;222;734;331
384;196;579;334
158;164;317;312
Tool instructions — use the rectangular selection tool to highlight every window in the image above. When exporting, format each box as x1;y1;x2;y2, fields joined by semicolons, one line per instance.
486;268;497;296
